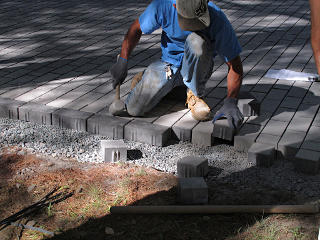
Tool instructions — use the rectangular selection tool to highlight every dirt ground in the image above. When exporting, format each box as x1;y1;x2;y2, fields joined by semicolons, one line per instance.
0;146;319;240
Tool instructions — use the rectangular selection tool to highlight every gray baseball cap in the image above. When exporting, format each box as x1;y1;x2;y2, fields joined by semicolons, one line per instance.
176;0;210;31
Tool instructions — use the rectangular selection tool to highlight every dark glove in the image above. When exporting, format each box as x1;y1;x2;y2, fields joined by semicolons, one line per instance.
110;57;128;89
212;98;244;130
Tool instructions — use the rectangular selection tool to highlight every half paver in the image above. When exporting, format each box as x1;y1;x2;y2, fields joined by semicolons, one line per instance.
277;130;306;161
177;156;208;178
100;139;127;162
0;97;24;119
294;149;320;174
177;177;208;204
248;142;275;167
234;123;264;152
237;91;260;117
19;102;58;125
212;119;235;141
87;113;131;139
52;108;93;131
124;119;171;146
192;121;214;147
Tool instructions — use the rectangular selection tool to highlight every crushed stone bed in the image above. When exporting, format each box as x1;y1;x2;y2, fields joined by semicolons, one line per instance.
0;118;319;205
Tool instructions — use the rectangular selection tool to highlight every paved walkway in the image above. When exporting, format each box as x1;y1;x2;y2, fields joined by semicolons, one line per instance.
0;0;319;172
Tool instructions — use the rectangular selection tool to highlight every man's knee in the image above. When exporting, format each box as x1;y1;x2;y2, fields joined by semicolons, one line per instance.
186;32;206;57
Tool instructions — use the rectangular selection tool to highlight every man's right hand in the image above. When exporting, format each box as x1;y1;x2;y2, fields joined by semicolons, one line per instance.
110;57;128;89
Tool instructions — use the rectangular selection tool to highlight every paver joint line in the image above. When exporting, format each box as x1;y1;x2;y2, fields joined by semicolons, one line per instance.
0;0;317;173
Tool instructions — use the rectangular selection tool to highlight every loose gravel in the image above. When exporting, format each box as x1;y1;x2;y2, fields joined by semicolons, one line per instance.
1;117;319;205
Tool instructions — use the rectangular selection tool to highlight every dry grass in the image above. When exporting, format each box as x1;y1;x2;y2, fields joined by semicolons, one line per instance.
0;147;319;240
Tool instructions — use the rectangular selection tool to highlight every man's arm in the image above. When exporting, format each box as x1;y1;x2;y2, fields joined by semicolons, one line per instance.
120;18;142;59
110;18;142;89
213;55;244;130
226;55;243;98
310;0;320;75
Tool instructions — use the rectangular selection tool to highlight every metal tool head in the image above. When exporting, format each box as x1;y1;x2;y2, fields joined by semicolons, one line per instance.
109;99;125;116
308;75;320;82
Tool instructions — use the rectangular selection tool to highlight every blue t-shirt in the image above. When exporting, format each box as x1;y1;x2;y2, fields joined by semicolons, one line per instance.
139;0;242;67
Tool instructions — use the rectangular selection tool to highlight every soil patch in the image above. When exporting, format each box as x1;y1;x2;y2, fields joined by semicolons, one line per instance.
0;147;319;240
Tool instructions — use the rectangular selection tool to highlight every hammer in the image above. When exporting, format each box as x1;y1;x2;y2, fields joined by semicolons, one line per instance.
109;84;125;116
109;54;126;116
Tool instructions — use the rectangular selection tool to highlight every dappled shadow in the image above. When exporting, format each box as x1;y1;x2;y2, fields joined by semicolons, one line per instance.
0;0;314;107
233;83;320;169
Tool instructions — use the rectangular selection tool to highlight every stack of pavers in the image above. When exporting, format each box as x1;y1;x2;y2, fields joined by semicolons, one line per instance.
176;156;209;204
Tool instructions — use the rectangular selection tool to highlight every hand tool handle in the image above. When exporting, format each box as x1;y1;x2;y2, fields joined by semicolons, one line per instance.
115;84;120;100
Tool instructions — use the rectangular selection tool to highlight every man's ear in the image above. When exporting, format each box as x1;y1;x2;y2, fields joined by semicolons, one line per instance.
173;3;176;8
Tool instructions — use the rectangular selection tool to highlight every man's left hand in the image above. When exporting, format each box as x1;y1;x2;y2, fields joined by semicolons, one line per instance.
213;97;244;130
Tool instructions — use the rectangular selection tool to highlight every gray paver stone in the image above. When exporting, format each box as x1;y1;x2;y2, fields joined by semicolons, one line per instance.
212;119;235;141
206;87;227;99
100;139;127;162
287;87;308;98
301;140;320;152
250;92;266;103
277;130;306;161
280;96;302;109
256;133;281;147
266;89;287;100
124;120;171;146
305;126;320;142
177;177;208;204
313;114;320;127
87;113;131;139
294;104;319;119
172;111;198;142
192;121;214;147
271;108;295;122
287;117;313;132
153;104;188;128
260;98;281;113
0;97;24;119
246;111;272;126
234;123;264;152
248;142;275;167
177;156;208;178
237;91;260;117
19;102;57;125
52;108;93;131
261;120;288;136
293;149;320;174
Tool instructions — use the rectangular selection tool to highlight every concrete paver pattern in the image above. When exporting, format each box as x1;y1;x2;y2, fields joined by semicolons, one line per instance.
0;0;319;172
